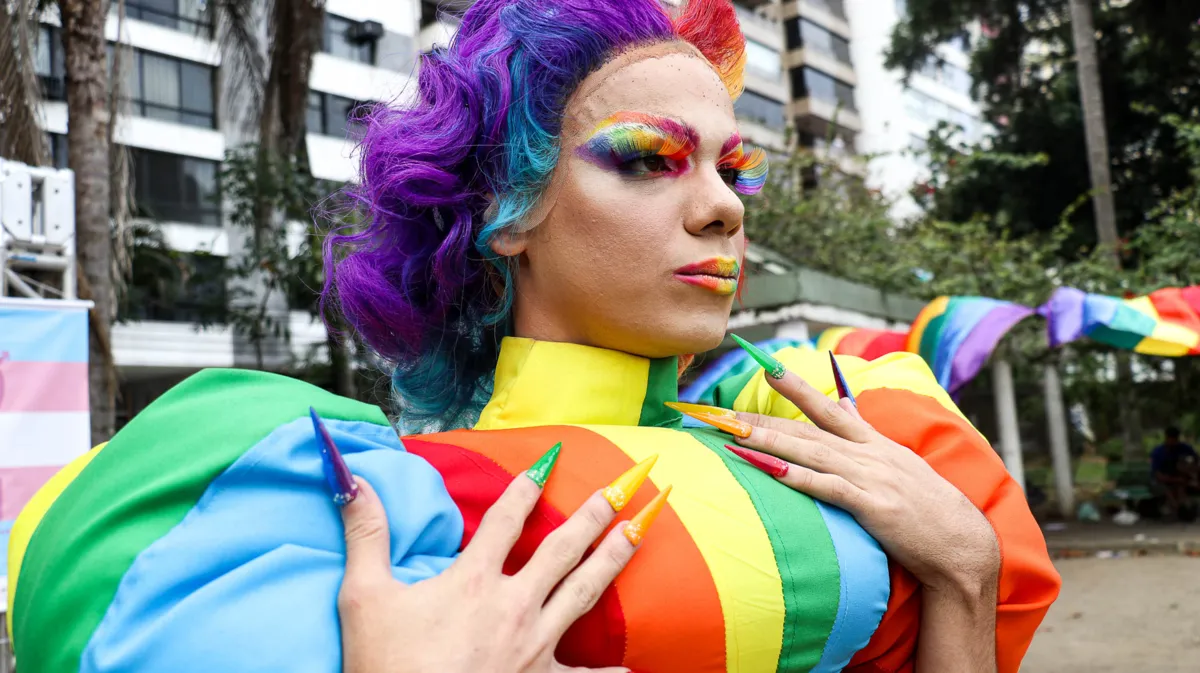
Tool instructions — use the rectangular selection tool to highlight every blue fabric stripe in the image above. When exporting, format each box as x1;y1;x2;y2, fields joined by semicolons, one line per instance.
0;306;88;362
1;520;12;580
79;418;463;673
810;501;890;673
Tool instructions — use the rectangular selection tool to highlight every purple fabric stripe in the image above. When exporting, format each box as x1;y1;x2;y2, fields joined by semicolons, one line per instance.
948;304;1035;394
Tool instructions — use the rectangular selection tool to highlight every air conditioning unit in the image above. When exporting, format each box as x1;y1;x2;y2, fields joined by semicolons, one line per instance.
347;20;384;43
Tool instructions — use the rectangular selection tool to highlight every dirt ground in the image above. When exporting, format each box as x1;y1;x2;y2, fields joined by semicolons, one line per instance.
1022;556;1200;672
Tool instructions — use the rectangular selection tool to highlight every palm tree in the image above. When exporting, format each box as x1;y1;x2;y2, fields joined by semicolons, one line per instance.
1066;0;1143;455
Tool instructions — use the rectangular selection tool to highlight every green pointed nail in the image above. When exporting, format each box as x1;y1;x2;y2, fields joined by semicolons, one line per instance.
730;334;787;379
525;442;563;488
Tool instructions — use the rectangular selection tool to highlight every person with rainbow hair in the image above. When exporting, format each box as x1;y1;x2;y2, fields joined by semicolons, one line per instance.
8;0;1060;671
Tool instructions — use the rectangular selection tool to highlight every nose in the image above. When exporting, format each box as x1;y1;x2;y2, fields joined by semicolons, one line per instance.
684;166;744;238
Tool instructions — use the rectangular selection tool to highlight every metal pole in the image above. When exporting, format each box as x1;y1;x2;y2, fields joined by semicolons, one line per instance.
1043;361;1076;518
992;357;1025;491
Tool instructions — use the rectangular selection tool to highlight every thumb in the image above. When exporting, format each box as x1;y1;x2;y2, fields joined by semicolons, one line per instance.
340;476;394;585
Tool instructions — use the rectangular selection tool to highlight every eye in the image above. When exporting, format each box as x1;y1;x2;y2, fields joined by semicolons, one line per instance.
618;154;679;175
718;166;740;186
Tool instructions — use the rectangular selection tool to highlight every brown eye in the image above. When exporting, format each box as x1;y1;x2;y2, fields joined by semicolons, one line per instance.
619;155;678;175
718;166;739;186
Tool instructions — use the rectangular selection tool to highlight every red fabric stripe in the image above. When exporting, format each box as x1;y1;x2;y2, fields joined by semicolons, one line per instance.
409;426;726;671
845;389;1060;673
1147;287;1200;354
860;331;910;361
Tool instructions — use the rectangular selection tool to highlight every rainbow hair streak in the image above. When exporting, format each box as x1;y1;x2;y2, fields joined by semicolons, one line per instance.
322;0;749;430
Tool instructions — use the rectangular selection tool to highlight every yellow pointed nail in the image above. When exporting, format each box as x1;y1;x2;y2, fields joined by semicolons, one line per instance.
678;409;752;439
664;401;736;419
624;486;671;546
603;455;658;512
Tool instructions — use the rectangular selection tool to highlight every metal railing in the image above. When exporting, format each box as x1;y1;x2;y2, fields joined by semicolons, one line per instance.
1;614;13;673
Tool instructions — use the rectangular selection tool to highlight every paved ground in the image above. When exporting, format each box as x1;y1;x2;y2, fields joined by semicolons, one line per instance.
1022;556;1200;672
1042;521;1200;556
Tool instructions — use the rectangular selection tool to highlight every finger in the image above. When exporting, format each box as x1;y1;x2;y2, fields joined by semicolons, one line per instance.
540;522;637;639
735;411;860;451
519;490;618;599
736;426;863;480
340;477;396;589
775;462;868;515
764;370;873;443
838;397;867;423
460;473;543;570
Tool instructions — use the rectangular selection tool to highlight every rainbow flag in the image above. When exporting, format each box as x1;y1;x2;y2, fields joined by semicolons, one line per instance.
0;298;92;584
814;327;909;361
680;337;813;403
906;296;1036;396
1040;286;1200;356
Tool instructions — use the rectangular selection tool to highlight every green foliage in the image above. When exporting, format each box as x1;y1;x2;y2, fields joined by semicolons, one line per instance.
889;0;1200;255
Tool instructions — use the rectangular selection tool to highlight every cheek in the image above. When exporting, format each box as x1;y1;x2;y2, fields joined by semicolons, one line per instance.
564;173;687;259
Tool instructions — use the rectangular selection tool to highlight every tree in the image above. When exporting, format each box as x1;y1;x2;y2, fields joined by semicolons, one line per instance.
888;1;1200;255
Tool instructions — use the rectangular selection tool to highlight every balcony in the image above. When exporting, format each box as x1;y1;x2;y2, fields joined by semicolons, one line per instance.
790;96;862;132
788;0;851;39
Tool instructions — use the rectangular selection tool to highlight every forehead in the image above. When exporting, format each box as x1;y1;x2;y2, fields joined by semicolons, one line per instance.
563;47;737;147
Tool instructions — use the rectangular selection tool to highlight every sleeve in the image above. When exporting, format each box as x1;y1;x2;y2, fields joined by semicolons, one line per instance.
722;349;1062;673
10;369;464;673
1150;446;1165;474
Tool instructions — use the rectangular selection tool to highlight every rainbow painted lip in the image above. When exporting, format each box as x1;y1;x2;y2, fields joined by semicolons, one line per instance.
674;256;740;297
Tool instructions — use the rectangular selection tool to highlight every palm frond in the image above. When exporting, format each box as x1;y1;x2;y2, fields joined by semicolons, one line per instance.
213;0;269;134
0;0;52;165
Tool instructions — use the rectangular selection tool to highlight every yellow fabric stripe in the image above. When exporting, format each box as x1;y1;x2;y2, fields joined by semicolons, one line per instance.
815;326;854;353
733;349;972;424
586;425;784;673
7;444;106;637
476;338;648;429
1125;296;1200;356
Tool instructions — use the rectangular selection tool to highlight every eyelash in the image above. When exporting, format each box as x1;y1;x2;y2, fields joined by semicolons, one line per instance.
718;147;769;195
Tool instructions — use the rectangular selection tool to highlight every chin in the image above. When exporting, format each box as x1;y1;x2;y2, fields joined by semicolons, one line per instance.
624;312;730;359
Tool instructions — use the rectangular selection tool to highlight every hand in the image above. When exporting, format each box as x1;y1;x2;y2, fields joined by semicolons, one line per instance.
337;475;637;673
728;367;1000;593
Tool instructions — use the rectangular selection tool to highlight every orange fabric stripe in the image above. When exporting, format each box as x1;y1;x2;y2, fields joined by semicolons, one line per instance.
425;426;727;672
845;389;1061;673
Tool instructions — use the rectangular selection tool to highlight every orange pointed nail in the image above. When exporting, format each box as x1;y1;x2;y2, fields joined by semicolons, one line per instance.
678;409;752;439
624;485;671;546
603;455;658;512
665;401;736;418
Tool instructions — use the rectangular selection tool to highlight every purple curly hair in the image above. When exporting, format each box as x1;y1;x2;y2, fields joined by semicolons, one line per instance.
323;0;746;429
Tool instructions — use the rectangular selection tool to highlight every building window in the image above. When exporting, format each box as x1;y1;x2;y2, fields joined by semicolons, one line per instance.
786;18;852;65
121;252;228;324
130;149;220;226
903;89;982;141
121;49;217;128
125;0;213;36
791;67;856;111
46;133;69;169
735;90;786;131
307;91;368;138
918;59;973;98
323;14;376;64
35;25;66;101
744;39;781;79
805;0;847;21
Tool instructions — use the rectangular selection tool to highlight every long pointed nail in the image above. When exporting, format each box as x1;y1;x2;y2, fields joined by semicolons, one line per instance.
525;442;563;488
310;407;360;506
829;353;857;407
678;409;752;439
624;485;671;546
730;334;786;379
726;444;790;478
603;455;658;511
665;401;736;418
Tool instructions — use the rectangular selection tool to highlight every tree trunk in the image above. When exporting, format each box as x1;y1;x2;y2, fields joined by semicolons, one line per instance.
61;0;117;444
1067;0;1143;458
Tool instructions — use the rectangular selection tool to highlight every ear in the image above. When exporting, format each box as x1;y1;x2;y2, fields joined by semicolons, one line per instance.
488;228;529;257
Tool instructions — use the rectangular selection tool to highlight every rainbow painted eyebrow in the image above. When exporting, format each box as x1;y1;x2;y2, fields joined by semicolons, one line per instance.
718;134;769;195
576;112;700;174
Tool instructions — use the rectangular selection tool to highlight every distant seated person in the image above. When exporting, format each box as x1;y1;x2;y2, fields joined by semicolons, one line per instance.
1151;426;1199;518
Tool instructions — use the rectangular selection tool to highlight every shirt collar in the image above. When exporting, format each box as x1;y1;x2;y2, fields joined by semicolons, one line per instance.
475;337;682;430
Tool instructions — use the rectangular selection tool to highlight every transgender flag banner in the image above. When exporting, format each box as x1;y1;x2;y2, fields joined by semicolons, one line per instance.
0;298;92;592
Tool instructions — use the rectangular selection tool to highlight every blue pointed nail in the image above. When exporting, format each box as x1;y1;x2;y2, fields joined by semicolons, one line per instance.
829;353;857;408
310;407;360;505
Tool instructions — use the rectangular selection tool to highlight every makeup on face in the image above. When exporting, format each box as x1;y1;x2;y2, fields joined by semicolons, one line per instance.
576;112;699;177
674;255;740;296
718;134;769;195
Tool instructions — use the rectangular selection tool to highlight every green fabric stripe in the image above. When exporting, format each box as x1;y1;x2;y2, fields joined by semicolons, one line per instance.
686;428;841;673
14;369;388;673
637;356;683;429
918;297;957;365
711;366;758;409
